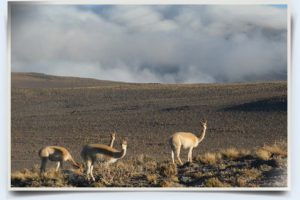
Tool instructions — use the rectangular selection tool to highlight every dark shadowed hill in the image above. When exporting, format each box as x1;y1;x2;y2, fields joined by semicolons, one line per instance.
11;72;287;171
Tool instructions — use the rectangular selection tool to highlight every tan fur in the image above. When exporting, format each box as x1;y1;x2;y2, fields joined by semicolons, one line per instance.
38;146;80;173
81;140;127;181
169;121;207;165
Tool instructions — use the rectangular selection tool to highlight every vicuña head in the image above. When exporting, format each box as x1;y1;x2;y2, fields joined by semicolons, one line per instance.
121;140;127;150
38;146;81;174
81;139;128;181
169;120;208;165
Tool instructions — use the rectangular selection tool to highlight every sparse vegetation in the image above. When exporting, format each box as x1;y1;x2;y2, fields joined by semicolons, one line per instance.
11;73;288;188
197;152;222;165
221;148;241;160
256;148;271;161
256;142;287;161
263;142;287;157
11;143;287;187
205;177;231;187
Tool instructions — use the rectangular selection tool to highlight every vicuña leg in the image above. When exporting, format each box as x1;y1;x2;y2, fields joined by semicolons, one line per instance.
171;150;175;164
55;162;60;171
176;147;183;165
188;147;193;162
86;160;92;180
90;164;95;181
40;157;48;173
60;160;63;170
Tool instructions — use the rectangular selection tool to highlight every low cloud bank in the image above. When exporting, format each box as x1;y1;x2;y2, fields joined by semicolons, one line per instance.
11;5;287;83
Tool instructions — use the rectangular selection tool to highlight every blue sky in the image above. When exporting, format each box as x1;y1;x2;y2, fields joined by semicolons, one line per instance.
271;4;288;8
11;5;287;83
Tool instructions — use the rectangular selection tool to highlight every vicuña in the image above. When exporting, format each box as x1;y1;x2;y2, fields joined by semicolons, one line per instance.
38;146;81;174
169;120;207;165
81;140;127;181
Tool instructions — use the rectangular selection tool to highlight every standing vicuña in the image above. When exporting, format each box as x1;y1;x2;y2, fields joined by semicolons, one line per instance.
81;140;127;181
169;120;207;165
38;146;81;174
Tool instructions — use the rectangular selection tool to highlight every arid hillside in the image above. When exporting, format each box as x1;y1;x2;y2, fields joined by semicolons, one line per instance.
11;72;287;173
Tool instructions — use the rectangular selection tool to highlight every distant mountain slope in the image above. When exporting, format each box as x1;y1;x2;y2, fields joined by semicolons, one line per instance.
11;72;124;88
12;72;287;89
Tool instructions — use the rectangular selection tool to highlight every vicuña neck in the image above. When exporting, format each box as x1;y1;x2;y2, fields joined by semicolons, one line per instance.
110;138;115;147
115;148;127;159
69;157;80;168
197;127;207;143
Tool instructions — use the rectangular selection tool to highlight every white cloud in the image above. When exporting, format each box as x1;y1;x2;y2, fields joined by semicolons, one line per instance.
11;5;287;83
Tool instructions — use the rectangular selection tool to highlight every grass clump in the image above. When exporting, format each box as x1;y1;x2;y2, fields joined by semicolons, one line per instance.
11;168;68;187
263;143;287;157
240;168;262;181
256;142;287;161
221;148;240;160
198;152;222;165
256;148;271;160
157;162;179;187
236;177;248;187
204;177;231;187
159;179;181;187
158;162;177;178
146;174;158;185
234;168;263;187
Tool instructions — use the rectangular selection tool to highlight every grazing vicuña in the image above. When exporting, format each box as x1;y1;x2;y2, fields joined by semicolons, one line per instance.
38;146;81;174
81;140;127;181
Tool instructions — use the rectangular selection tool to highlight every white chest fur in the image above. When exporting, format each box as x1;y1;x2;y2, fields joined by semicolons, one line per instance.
108;158;118;164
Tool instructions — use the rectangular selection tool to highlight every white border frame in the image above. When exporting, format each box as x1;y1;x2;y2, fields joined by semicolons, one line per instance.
7;0;291;192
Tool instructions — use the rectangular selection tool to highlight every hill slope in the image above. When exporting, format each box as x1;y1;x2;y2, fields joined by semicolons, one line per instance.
11;72;287;172
12;72;125;88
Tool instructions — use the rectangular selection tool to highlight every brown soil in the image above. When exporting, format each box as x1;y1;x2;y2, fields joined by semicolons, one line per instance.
11;72;287;172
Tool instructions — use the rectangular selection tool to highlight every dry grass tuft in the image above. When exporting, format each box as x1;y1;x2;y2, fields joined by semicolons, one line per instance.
198;152;222;165
234;168;263;187
159;179;177;187
11;168;69;187
92;161;137;186
255;142;287;161
204;177;231;187
146;174;158;185
239;149;252;157
221;148;240;160
135;154;154;165
240;168;262;181
158;162;177;178
263;143;287;158
256;148;271;160
192;171;204;179
11;169;39;181
236;177;248;187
